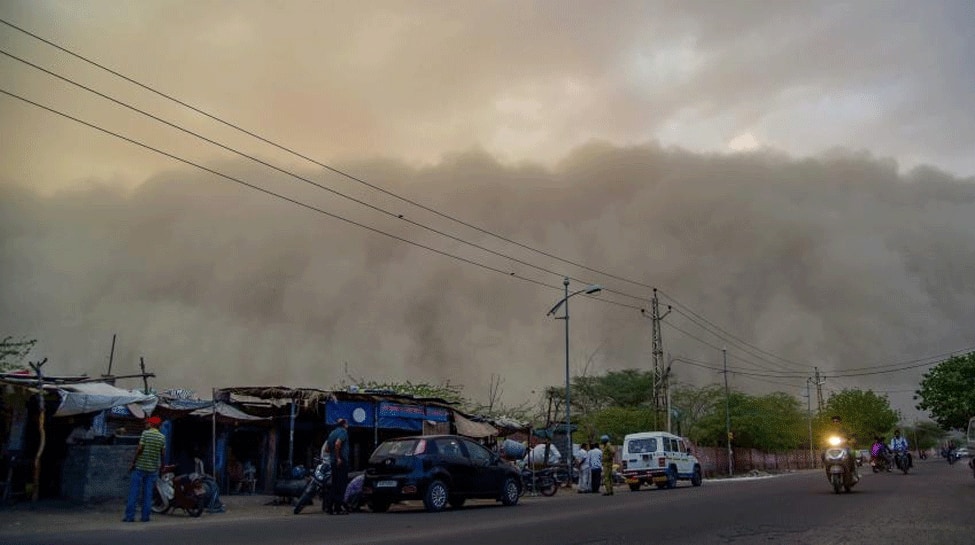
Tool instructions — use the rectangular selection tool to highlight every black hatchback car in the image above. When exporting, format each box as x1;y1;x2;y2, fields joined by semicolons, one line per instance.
362;434;521;512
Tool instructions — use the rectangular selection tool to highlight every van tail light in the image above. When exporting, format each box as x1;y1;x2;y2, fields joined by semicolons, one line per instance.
658;457;666;468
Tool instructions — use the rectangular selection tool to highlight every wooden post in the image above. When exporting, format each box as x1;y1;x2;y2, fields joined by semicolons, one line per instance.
28;357;47;503
139;357;150;394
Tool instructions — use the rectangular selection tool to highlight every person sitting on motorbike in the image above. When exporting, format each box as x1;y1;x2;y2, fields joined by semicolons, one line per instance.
827;415;859;480
870;436;892;470
889;429;912;468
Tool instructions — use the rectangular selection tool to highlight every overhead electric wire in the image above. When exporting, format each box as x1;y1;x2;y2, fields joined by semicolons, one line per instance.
663;322;808;378
0;85;648;315
657;288;813;372
0;16;657;295
2;16;964;378
0;15;813;365
665;305;814;374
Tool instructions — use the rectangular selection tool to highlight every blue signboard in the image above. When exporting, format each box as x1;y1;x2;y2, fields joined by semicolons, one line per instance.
325;400;376;427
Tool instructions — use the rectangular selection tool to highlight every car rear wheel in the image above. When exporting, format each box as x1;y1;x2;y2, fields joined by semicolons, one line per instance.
368;499;391;513
500;477;520;506
448;495;466;509
666;466;678;489
423;480;449;512
628;482;640;491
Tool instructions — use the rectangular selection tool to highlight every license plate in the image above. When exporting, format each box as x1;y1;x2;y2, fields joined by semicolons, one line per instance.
376;480;397;488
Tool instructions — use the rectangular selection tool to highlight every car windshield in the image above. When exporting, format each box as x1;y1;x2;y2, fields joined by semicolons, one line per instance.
371;439;423;460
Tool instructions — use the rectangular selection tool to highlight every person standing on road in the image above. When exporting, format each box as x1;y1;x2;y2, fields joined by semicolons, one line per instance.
577;443;591;493
588;441;603;494
600;435;616;496
323;418;350;514
123;416;166;523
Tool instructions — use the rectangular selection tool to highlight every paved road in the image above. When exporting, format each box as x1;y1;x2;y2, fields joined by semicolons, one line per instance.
2;458;973;545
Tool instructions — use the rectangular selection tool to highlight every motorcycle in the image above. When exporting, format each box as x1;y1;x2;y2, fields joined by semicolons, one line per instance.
520;467;558;497
293;457;332;514
822;436;859;494
892;450;912;474
945;448;961;465
152;464;207;517
870;453;891;473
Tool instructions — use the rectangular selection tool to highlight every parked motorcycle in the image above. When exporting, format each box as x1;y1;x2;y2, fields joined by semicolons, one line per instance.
152;464;207;517
892;450;912;474
822;436;859;494
293;457;332;514
520;467;558;497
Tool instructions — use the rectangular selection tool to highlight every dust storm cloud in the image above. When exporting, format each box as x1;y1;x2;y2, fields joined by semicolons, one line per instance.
2;144;973;413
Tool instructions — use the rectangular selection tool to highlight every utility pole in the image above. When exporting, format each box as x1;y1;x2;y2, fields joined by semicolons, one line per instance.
723;348;733;476
806;378;814;468
814;367;825;412
647;289;671;427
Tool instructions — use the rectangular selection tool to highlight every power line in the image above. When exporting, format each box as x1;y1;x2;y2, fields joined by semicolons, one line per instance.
0;85;650;316
657;288;812;372
0;15;812;369
666;306;814;374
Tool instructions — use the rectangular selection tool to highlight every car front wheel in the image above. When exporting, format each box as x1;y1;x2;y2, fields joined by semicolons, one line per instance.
423;480;449;512
500;477;520;506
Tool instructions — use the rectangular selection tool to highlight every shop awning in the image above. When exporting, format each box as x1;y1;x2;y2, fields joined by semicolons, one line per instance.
453;412;498;438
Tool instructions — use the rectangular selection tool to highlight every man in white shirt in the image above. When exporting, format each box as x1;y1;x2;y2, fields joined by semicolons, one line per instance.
588;442;603;494
576;443;590;493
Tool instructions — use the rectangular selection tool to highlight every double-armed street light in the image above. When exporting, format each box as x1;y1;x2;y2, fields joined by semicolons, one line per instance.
547;277;601;488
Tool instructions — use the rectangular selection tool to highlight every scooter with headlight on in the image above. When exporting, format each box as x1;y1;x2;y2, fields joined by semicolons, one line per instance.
822;435;859;494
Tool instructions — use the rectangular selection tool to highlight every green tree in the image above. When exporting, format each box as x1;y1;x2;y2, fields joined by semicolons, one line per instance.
671;383;724;439
0;336;36;372
915;352;975;430
581;406;656;444
903;420;946;450
816;389;899;447
690;391;806;450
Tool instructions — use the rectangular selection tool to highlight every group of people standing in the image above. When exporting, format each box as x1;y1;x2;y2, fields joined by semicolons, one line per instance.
574;435;616;496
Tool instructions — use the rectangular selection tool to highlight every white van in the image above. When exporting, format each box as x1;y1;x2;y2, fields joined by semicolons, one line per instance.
620;431;702;490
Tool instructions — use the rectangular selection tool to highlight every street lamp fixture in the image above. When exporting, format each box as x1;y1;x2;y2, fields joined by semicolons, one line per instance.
547;277;601;489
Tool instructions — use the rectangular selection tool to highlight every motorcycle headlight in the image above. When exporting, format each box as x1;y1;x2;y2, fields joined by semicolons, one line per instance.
827;436;842;447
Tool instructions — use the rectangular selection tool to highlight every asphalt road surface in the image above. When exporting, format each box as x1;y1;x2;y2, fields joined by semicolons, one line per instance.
3;458;973;545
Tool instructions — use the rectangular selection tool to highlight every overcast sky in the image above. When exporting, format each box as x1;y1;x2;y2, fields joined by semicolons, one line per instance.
1;1;973;420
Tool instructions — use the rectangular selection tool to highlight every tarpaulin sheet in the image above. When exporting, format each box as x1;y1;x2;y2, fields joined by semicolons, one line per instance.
453;412;498;438
54;382;157;417
190;401;268;422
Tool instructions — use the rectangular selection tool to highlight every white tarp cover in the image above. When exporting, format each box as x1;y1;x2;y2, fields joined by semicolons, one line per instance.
190;401;268;421
54;382;158;417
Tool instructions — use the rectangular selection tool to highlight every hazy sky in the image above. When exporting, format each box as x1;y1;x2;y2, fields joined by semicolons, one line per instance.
1;1;973;420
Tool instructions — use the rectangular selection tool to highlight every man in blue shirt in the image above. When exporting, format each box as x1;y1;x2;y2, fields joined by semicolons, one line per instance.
323;418;350;514
889;429;912;469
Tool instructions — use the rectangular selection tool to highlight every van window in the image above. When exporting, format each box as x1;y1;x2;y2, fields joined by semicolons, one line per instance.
627;438;657;454
677;440;686;454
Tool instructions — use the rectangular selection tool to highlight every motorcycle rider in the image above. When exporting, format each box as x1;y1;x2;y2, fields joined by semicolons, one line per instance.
889;429;912;469
827;415;859;481
870;435;892;471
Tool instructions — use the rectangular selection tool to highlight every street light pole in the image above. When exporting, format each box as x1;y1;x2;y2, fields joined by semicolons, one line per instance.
547;277;601;490
723;348;733;477
562;278;571;488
